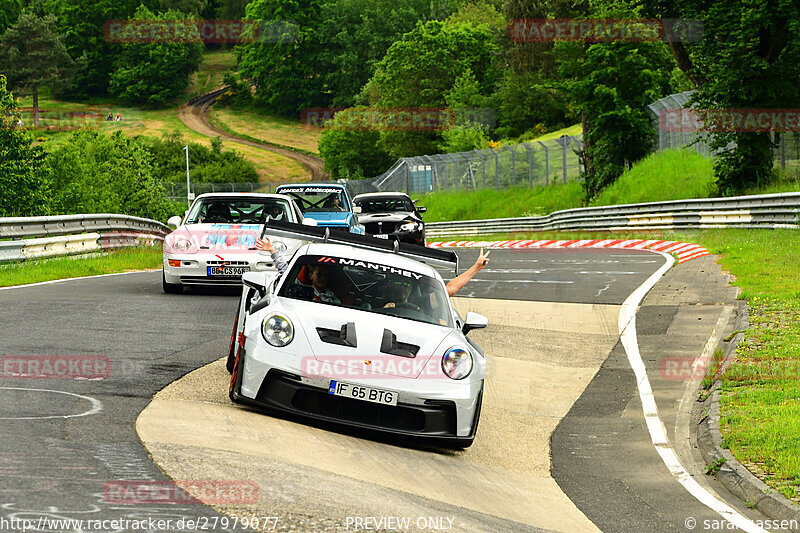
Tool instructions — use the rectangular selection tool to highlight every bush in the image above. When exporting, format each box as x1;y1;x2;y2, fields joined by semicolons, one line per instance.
47;130;173;221
138;132;258;184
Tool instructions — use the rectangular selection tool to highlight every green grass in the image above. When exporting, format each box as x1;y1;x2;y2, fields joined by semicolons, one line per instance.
524;123;582;143
208;106;322;154
417;182;585;222
591;149;715;206
0;247;162;287
188;49;237;97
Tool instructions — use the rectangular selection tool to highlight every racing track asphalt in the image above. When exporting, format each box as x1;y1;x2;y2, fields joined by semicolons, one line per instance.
0;248;766;532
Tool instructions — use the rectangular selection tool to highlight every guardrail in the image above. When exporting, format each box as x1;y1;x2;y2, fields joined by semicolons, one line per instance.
425;192;800;237
0;214;170;263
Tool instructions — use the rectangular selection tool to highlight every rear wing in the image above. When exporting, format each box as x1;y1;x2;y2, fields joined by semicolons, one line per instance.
262;219;459;272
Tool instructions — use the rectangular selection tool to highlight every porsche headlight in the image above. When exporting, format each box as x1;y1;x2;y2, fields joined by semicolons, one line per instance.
442;347;472;380
262;314;294;347
172;238;192;251
272;240;287;253
400;222;419;232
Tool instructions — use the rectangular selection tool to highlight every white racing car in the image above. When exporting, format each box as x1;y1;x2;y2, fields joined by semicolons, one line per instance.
226;221;488;448
162;193;314;293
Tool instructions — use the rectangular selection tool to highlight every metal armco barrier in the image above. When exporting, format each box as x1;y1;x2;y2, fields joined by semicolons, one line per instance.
425;192;800;238
0;214;170;263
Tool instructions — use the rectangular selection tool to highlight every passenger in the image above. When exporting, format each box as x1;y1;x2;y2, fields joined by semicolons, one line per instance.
255;237;288;275
446;248;490;296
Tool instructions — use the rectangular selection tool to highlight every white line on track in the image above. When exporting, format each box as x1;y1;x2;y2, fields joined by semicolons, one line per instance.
0;387;103;420
619;252;766;533
0;270;156;291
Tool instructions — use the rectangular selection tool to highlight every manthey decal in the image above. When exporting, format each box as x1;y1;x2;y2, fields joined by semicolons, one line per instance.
315;256;424;280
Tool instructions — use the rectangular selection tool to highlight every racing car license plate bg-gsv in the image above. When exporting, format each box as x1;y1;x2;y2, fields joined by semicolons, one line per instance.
328;381;398;406
207;266;250;276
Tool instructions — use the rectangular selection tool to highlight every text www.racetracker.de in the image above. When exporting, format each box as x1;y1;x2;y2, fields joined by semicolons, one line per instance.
0;515;280;532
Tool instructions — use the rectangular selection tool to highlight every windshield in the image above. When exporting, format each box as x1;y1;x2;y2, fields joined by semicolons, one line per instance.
185;197;293;224
278;254;452;327
356;196;415;213
277;187;348;213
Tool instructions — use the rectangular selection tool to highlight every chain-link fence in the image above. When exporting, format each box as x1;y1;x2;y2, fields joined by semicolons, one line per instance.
166;182;270;201
354;135;583;195
648;91;800;176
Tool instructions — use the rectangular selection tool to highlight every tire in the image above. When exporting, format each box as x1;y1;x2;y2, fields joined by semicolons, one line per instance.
162;271;182;294
229;345;245;403
226;306;241;374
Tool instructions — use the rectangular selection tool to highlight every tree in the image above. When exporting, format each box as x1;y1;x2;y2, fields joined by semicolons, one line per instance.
0;75;51;216
0;0;22;34
0;9;83;126
237;0;325;115
108;6;204;106
45;0;139;98
318;108;395;179
316;0;431;108
641;0;800;194
360;19;501;157
47;131;173;220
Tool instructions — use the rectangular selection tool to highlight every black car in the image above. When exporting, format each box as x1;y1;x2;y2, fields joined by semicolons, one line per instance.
353;192;426;245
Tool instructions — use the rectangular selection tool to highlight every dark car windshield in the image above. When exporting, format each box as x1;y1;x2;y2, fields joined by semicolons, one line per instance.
276;187;348;213
185;198;293;224
356;196;415;214
278;254;452;327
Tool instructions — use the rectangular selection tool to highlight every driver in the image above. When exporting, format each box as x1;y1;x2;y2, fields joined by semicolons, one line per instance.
203;202;233;223
264;203;285;221
304;264;340;304
383;280;415;309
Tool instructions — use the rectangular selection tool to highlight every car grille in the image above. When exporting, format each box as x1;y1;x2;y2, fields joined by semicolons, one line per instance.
364;221;400;235
206;260;249;266
256;370;457;436
179;276;243;285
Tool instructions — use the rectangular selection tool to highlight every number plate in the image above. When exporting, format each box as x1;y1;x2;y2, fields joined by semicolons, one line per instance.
374;234;389;239
328;380;398;406
207;266;250;276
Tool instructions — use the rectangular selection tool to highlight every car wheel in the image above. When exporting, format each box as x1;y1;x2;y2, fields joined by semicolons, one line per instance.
229;344;245;403
162;271;182;294
225;306;241;374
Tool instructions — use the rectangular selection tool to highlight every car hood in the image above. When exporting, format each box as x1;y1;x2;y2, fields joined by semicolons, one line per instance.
279;297;452;378
166;223;262;253
303;212;351;226
357;212;420;224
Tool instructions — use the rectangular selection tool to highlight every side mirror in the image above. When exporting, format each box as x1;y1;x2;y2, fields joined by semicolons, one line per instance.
167;215;182;229
416;206;427;214
462;312;488;335
242;271;279;313
353;205;362;214
301;218;318;227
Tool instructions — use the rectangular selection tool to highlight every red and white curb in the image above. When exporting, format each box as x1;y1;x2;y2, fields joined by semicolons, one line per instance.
428;239;709;264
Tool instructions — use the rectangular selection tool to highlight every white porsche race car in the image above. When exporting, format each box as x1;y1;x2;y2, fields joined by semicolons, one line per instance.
162;193;314;293
226;221;488;448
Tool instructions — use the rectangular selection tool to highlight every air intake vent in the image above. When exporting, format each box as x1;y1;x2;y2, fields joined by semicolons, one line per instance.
316;322;357;347
380;329;418;357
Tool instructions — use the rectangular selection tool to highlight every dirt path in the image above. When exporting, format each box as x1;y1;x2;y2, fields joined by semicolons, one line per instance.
179;88;327;181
